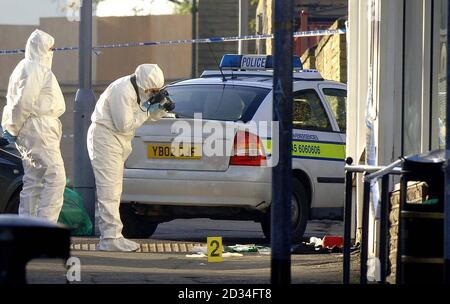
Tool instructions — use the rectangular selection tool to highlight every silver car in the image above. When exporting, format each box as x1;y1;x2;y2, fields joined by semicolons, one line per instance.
121;55;347;242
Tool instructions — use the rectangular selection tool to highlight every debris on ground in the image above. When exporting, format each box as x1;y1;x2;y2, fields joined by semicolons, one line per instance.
292;236;345;255
226;244;271;255
222;252;243;257
226;244;258;253
186;244;271;258
186;253;207;258
322;236;344;249
308;237;323;247
191;246;207;255
257;247;271;255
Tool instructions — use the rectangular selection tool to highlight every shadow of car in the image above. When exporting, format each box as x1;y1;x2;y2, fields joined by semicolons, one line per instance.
0;137;93;236
0;137;23;213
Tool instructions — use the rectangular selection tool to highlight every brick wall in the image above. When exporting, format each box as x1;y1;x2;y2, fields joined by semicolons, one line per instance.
301;18;347;83
300;47;316;70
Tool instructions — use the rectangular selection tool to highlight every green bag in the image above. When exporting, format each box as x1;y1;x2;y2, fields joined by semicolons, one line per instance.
57;181;93;236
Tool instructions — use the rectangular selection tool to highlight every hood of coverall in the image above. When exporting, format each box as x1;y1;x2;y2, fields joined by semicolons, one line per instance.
25;29;55;69
135;64;165;91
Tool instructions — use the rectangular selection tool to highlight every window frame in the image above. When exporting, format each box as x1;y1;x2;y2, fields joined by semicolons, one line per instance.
317;83;347;134
320;87;348;134
292;88;334;133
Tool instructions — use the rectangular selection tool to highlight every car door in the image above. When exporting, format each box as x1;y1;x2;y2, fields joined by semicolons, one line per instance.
291;87;346;219
0;147;23;212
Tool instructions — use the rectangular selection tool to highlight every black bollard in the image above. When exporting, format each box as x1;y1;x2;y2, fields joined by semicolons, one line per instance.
0;215;70;284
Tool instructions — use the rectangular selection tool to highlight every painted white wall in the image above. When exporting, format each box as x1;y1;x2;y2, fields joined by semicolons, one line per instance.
348;0;441;282
348;0;405;282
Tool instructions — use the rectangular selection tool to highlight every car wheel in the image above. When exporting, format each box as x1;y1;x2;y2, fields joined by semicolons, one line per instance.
261;178;309;243
120;203;158;239
5;191;20;214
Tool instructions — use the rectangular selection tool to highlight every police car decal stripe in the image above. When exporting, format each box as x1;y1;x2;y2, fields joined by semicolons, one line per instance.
292;139;345;146
265;136;345;146
292;155;345;162
262;139;346;161
292;141;346;161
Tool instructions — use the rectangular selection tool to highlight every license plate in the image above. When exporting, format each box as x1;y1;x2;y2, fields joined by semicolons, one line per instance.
147;143;202;160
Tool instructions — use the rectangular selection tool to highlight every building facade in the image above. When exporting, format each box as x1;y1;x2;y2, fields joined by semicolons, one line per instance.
197;0;257;76
348;0;447;280
255;0;347;55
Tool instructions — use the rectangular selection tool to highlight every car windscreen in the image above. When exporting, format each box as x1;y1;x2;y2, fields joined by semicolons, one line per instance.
166;84;270;122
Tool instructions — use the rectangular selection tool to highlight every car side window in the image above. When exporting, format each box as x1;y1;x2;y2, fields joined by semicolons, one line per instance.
293;89;332;131
322;88;347;132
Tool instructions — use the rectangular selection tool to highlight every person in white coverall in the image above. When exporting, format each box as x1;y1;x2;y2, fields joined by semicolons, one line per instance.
1;29;66;223
88;64;167;252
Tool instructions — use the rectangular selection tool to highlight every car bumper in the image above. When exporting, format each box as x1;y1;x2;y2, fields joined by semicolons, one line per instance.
122;166;271;210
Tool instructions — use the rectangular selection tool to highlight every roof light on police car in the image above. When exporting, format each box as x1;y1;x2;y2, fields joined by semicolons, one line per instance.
220;54;303;70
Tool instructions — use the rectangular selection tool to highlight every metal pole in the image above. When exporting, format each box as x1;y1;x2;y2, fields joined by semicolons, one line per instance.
360;178;370;284
191;0;197;78
343;169;353;284
379;174;390;283
74;0;96;229
271;0;294;285
444;0;450;284
238;0;249;54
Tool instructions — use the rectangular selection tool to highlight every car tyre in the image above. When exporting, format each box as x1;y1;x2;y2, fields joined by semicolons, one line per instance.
261;178;309;243
120;203;158;239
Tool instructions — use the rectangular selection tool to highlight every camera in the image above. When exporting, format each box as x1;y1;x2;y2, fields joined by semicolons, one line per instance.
146;89;175;112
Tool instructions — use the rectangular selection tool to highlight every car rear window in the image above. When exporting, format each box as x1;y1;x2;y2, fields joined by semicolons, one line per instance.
166;84;270;122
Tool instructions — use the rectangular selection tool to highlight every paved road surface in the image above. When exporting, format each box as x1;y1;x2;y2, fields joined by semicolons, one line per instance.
25;220;356;284
151;219;343;244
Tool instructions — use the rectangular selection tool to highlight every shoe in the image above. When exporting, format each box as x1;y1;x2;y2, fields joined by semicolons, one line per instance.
96;237;140;252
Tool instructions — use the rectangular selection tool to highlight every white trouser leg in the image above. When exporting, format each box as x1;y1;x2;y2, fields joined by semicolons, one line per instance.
37;148;66;223
19;158;44;217
95;181;124;239
88;124;139;252
88;124;127;239
17;117;66;223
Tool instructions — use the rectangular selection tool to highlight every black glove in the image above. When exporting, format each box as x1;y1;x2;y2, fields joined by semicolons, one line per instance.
146;89;175;112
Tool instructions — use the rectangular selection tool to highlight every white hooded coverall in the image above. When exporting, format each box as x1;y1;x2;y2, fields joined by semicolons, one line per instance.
87;64;166;251
1;29;66;223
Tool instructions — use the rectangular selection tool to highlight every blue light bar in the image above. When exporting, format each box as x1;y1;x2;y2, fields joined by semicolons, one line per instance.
220;54;243;68
220;54;303;70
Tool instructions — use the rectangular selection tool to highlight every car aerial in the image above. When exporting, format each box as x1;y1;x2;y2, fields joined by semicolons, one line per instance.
121;54;347;243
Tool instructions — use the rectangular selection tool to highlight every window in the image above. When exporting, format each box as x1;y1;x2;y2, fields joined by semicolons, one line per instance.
166;85;270;122
322;88;347;132
431;0;447;150
403;0;426;155
293;90;331;131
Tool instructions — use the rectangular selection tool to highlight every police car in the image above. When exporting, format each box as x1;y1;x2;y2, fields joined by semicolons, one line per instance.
121;54;347;242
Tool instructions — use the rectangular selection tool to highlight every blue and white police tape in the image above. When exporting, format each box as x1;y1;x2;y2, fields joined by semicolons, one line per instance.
0;28;346;56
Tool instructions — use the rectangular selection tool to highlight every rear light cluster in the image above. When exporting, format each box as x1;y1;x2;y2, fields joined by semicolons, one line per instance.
229;130;266;166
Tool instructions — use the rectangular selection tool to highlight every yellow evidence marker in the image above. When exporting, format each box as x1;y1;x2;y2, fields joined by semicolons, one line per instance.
207;237;223;263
